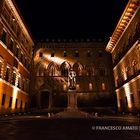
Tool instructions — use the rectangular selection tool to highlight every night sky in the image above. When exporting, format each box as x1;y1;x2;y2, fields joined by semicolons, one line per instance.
15;0;128;42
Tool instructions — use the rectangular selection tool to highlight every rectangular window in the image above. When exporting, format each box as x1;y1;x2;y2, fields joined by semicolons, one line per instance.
130;94;135;104
102;83;106;91
17;76;21;88
0;59;3;78
12;71;16;86
64;51;67;57
63;84;67;91
13;58;18;68
5;67;10;82
20;53;23;63
76;84;80;91
98;51;103;57
75;51;79;57
51;52;54;57
9;39;14;52
15;47;19;58
39;52;43;57
99;68;106;77
9;97;13;108
1;30;7;44
89;83;93;91
25;102;27;109
1;94;6;106
20;100;22;109
87;51;91;57
15;99;18;109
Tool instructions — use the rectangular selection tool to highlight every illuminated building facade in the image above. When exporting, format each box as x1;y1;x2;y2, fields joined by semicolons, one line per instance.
31;41;115;109
106;0;140;113
0;0;34;114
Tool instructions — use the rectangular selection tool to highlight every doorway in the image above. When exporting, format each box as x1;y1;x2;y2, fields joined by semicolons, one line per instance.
40;91;49;108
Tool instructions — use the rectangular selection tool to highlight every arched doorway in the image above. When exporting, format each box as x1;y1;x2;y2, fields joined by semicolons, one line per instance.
40;91;50;108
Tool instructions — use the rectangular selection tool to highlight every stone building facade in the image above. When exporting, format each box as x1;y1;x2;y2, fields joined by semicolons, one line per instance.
106;0;140;113
31;41;115;109
0;0;34;114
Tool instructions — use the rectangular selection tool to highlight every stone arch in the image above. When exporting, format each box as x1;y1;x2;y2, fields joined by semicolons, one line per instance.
47;62;60;76
85;63;95;76
73;62;83;76
35;58;50;76
60;61;71;76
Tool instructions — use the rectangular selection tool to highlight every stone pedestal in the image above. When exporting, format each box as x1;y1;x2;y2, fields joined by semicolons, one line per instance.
67;89;78;111
53;89;91;118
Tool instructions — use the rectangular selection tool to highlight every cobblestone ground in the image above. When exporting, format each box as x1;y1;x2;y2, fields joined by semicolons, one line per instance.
0;115;140;140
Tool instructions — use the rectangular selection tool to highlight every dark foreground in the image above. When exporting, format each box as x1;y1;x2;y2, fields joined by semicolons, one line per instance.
0;115;140;140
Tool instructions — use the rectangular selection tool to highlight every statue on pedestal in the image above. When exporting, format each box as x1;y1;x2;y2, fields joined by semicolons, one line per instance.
68;69;76;90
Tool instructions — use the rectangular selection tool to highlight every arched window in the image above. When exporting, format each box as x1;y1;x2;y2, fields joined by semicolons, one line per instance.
47;62;59;76
73;62;83;76
60;61;71;76
99;67;106;77
85;64;94;76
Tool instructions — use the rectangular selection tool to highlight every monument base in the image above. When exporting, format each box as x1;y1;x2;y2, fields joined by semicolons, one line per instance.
53;89;91;118
66;89;78;111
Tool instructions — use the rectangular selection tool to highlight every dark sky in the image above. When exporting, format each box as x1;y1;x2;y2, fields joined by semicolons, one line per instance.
15;0;128;42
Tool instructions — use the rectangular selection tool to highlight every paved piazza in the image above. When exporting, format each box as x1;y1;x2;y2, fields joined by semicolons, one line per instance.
0;114;140;140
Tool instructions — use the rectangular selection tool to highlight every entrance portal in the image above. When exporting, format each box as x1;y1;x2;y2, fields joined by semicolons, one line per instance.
40;91;49;108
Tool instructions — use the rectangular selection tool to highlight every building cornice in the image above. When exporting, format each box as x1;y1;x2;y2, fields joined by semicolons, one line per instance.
5;0;34;46
106;0;139;53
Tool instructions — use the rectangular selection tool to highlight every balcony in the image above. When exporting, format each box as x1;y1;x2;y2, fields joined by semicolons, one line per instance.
113;35;139;67
115;69;140;89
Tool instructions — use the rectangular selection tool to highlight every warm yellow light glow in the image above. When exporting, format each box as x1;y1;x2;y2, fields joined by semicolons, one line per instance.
102;83;106;90
12;87;18;109
63;84;67;91
116;91;121;109
89;83;93;91
123;83;132;109
76;84;80;91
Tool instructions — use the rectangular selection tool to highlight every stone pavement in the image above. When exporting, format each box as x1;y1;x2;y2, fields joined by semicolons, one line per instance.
0;114;139;140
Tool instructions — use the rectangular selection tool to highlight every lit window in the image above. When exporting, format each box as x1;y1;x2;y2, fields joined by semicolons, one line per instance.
102;83;106;91
89;83;93;91
76;84;80;91
12;71;16;86
17;75;21;88
75;51;79;57
87;51;91;57
63;84;67;91
5;66;10;82
64;51;67;57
